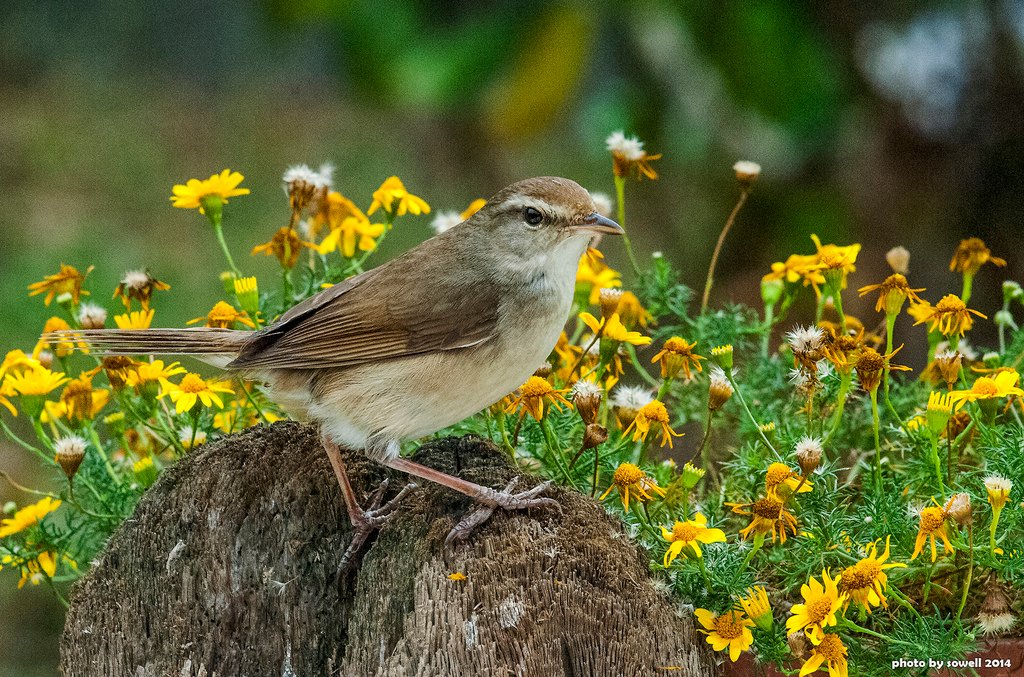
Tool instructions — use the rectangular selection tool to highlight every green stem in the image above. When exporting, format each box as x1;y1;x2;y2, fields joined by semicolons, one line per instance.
761;302;776;359
614;176;641;276
840;618;919;649
696;408;714;477
212;222;241;277
833;287;847;335
990;506;1002;555
961;273;975;305
824;372;853;448
955;523;973;621
870;390;882;492
88;427;120;484
726;372;777;454
540;416;578;490
929;435;946;495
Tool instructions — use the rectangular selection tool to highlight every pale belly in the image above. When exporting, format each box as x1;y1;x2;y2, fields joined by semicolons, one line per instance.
269;303;569;458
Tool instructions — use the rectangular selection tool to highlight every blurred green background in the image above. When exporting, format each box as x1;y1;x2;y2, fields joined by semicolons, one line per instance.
2;0;1023;673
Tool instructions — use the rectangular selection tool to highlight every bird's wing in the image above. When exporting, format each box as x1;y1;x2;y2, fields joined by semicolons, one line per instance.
228;255;501;370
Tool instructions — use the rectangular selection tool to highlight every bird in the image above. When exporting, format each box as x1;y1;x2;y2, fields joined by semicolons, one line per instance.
52;176;623;563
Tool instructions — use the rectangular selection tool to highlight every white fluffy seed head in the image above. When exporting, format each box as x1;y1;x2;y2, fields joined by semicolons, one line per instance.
886;246;910;275
588;191;613;218
786;325;824;354
77;302;108;330
430;210;463;235
610;385;654;411
605;131;645;160
985;475;1012;494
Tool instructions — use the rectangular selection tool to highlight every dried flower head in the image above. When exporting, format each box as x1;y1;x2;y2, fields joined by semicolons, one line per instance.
708;368;734;411
606;131;661;180
977;586;1016;637
251;227;317;269
571;379;603;425
732;160;761;187
54;435;87;480
950;237;1006;277
76;303;108;330
598;288;624;318
589;191;613;218
886;246;910;274
114;270;171;310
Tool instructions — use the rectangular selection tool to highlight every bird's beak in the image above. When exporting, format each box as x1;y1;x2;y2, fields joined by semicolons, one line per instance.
574;213;624;235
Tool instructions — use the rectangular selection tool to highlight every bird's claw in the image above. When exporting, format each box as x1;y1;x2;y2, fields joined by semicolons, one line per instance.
338;480;417;573
445;477;560;546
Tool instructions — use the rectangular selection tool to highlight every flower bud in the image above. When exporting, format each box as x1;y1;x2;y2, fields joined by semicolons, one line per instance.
680;462;705;490
710;345;733;371
133;456;158;488
761;278;784;306
1003;280;1023;304
926;392;954;436
787;631;809;660
946;410;972;440
2;502;15;516
233;276;260;318
977;585;1017;636
732;160;761;188
994;310;1018;331
533;363;553;379
54;435;87;480
219;271;237;295
934;351;963;388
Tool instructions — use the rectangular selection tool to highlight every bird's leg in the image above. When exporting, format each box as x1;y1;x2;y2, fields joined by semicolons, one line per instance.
321;436;415;570
384;454;559;546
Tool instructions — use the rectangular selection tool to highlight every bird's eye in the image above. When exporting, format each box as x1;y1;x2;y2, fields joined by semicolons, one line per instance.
523;206;543;226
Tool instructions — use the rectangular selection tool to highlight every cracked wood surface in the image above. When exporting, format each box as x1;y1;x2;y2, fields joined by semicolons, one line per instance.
60;421;718;676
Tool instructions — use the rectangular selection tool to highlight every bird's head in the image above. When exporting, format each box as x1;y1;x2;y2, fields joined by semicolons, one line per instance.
459;177;622;275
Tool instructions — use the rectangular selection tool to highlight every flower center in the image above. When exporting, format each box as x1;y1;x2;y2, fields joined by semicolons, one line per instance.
752;497;783;520
806;595;835;624
613;463;644;486
936;295;966;313
637;401;668;423
179;374;208;394
972;378;999;397
672;523;699;542
713;613;745;640
765;463;792;489
920;507;945;532
841;559;880;591
816;634;845;661
664;337;692;355
520;377;554;398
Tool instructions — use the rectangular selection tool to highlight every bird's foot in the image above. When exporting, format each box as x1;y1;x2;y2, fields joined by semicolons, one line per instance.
444;477;560;546
338;479;416;572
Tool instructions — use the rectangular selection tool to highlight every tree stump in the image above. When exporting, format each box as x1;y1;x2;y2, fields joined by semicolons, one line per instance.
60;421;718;676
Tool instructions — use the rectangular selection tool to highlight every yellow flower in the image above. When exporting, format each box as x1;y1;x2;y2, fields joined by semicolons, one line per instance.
170;169;249;213
810;235;860;290
252;227;317;268
159;373;234;413
0;380;16;417
188;301;256;329
616;291;653;329
786;569;846;643
599;462;666;511
911;500;954;562
857;273;925;316
36;316;88;358
839;537;905;613
710;344;734;370
579;312;652;347
913;293;986;337
950;237;1006;276
28;263;93;306
693;609;754;662
763;254;826;294
125;360;186;388
606;131;662;180
367;176;430;217
113;270;171;310
799;633;849;677
651;337;705;379
0;497;62;538
505;376;571;421
316;209;387;259
5;364;69;397
624;400;683;447
114;309;155;330
738;586;773;631
16;551;59;589
0;350;37;379
447;572;467;582
764;462;811;500
59;373;109;422
728;495;798;544
949;370;1024;409
660;513;726;565
575;249;622;304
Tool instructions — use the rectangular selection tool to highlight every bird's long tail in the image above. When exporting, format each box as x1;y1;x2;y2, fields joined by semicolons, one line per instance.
45;328;250;362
